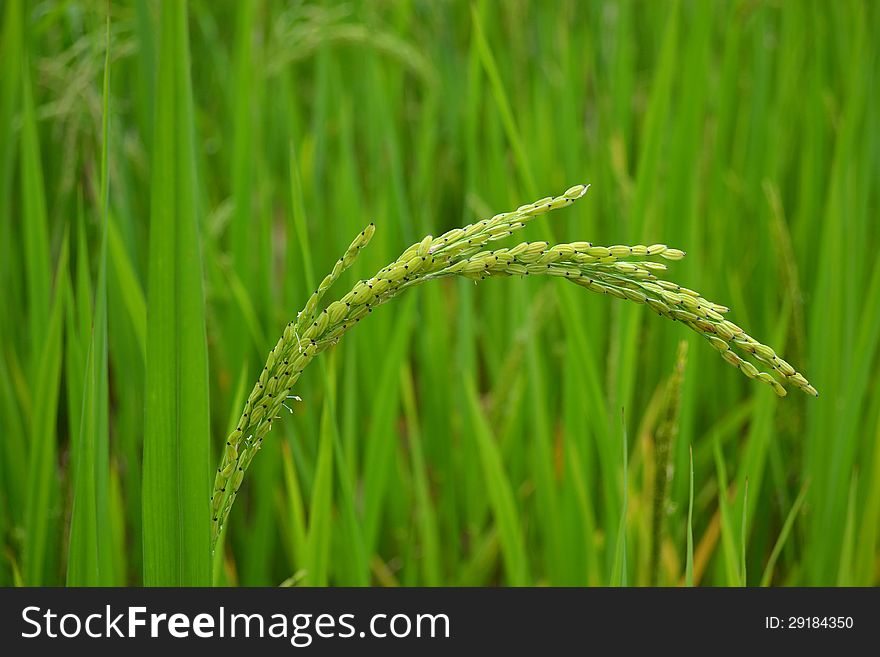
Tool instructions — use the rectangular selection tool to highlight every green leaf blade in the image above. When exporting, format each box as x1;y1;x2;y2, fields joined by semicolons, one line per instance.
142;1;211;587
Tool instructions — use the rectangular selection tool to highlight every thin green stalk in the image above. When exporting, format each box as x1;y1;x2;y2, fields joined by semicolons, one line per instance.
760;481;809;587
610;411;629;586
685;446;694;587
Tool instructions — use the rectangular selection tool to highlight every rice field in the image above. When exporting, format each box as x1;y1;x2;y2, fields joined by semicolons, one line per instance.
1;0;878;587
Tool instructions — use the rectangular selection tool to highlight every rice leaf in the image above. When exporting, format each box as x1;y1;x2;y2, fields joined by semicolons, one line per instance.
24;233;68;585
610;412;629;586
107;218;146;363
67;15;113;586
464;379;529;586
303;389;334;586
760;480;809;587
685;446;695;587
142;2;211;586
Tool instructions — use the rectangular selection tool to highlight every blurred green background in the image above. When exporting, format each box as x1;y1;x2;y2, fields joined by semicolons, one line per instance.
1;0;878;586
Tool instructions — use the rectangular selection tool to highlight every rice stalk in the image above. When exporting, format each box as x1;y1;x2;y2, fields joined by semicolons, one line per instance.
211;183;817;548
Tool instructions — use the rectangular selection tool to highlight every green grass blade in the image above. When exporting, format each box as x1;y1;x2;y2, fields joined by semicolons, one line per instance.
23;234;68;586
610;412;629;586
470;3;536;197
855;412;880;584
327;383;369;586
67;15;113;586
20;56;51;370
760;480;809;587
288;141;316;291
713;436;741;586
107;218;146;363
0;350;26;528
0;0;27;530
142;2;211;586
20;30;62;582
360;297;416;554
303;390;334;586
685;445;694;587
400;363;441;586
0;0;22;322
220;262;267;351
525;338;562;584
464;378;529;586
740;479;749;586
223;0;259;380
280;440;308;578
836;475;859;587
108;465;127;584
